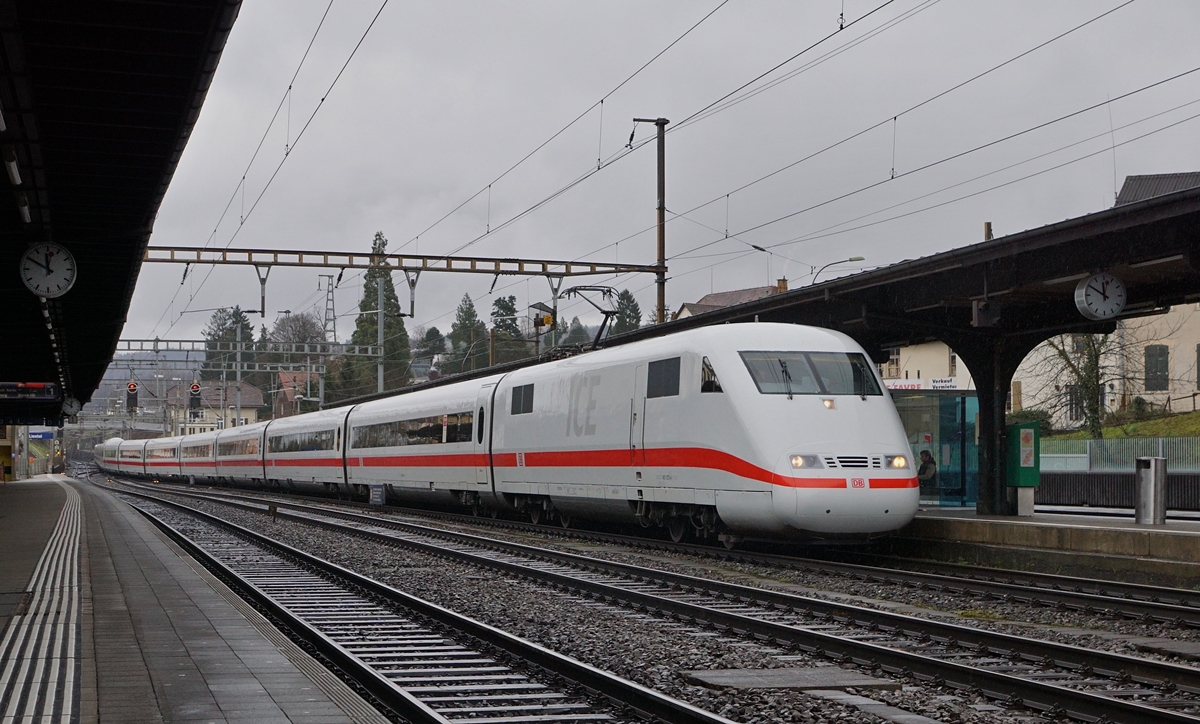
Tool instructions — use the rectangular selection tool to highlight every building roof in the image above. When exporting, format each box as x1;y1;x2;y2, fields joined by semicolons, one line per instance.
693;286;780;307
1116;173;1200;206
276;372;314;404
0;1;241;424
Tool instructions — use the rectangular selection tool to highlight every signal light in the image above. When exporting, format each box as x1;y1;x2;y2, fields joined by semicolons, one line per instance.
127;382;137;392
126;381;138;412
189;382;201;410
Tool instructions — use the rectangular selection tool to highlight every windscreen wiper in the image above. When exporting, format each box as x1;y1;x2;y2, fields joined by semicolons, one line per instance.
778;359;793;400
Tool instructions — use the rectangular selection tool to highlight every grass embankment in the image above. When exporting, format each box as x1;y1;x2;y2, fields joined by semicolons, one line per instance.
1046;409;1200;439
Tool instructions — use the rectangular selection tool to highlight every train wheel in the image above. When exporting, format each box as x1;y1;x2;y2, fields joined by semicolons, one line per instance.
529;506;542;525
667;517;689;544
559;513;572;529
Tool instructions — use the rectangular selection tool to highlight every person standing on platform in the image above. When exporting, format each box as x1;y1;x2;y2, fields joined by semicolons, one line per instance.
918;450;939;497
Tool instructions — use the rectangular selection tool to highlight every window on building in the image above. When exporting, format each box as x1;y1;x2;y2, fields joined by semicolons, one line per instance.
510;384;535;415
700;356;723;393
1071;334;1088;355
948;350;957;378
1066;384;1084;421
881;348;900;379
647;357;681;398
1145;345;1169;392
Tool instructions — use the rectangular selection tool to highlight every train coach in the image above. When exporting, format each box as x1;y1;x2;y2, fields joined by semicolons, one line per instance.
100;323;919;543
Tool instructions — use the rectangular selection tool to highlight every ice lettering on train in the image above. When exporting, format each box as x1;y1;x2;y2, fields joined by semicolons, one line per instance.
566;374;600;437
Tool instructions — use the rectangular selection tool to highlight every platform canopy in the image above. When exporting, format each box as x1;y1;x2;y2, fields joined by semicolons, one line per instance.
0;0;241;424
616;184;1200;514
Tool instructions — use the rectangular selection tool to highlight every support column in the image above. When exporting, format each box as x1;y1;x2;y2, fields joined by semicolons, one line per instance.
945;333;1041;516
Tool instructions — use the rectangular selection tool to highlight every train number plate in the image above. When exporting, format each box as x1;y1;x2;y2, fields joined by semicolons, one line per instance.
850;478;865;488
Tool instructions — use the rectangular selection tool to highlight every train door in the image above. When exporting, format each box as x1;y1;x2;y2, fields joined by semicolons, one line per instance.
474;385;493;487
630;365;646;466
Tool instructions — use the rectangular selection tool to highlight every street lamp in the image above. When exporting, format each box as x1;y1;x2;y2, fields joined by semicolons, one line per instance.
811;256;865;285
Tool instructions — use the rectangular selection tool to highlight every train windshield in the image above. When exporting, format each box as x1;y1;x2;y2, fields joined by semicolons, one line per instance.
739;351;882;396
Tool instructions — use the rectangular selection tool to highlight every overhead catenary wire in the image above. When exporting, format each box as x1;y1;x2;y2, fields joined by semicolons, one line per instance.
163;0;392;335
670;62;1200;261
479;0;1143;302
150;0;336;337
430;0;925;266
395;0;732;255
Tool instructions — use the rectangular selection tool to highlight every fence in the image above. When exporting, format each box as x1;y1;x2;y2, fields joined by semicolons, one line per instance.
1040;436;1200;473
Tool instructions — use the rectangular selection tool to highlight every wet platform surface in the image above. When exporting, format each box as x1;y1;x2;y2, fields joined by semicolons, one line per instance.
0;476;389;724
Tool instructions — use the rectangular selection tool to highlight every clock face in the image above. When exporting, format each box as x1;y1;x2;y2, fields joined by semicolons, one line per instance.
20;242;77;298
1074;272;1126;320
62;397;81;416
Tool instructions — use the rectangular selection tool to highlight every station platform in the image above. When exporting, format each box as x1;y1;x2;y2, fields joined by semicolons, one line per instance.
888;506;1200;585
0;475;389;724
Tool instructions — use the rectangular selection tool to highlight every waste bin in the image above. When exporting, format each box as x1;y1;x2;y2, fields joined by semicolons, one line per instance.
1135;457;1166;525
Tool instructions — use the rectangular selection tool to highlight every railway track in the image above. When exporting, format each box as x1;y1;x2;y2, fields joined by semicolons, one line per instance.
115;476;1200;629
112;481;1200;724
122;493;734;724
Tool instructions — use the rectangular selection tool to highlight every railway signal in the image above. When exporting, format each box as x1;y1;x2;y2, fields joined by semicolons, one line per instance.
189;382;201;410
125;381;138;413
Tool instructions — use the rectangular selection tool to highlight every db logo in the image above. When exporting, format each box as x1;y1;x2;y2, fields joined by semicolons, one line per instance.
850;478;866;488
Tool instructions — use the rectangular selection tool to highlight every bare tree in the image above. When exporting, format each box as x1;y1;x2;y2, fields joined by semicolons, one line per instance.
1016;310;1193;438
270;310;326;344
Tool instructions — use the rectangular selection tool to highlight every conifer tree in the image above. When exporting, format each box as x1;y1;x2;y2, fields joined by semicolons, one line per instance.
613;289;642;335
327;232;411;399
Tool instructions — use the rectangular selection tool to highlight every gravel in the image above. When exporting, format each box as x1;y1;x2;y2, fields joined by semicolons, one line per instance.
121;486;1052;723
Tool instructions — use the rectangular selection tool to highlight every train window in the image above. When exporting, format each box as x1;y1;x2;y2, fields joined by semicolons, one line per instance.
352;411;474;448
218;437;261;457
182;444;212;459
647;357;680;398
739;351;882;396
807;352;882;396
477;407;486;444
266;430;334;453
701;356;723;393
511;384;534;415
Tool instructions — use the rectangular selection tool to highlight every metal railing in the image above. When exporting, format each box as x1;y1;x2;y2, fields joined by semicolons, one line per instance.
1041;436;1200;473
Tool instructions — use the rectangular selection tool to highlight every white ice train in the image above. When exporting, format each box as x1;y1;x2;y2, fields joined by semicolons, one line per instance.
95;323;919;541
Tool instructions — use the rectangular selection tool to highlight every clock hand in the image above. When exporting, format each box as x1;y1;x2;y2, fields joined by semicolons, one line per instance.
1087;284;1108;301
43;251;54;276
26;256;49;273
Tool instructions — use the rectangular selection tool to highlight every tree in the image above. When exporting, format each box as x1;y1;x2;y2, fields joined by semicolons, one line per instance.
326;232;411;401
201;306;255;381
1016;314;1188;438
563;316;590;345
491;295;521;338
270;310;326;344
450;293;488;372
613;289;641;335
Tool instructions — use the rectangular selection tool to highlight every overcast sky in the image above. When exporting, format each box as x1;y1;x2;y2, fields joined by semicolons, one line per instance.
126;0;1200;343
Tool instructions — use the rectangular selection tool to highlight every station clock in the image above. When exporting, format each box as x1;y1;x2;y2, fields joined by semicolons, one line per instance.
19;242;77;299
1074;272;1126;320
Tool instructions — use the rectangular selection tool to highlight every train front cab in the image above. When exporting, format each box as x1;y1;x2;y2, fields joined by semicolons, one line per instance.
714;328;920;538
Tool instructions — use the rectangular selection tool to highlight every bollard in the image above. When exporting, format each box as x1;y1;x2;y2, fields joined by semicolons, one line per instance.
1134;457;1166;525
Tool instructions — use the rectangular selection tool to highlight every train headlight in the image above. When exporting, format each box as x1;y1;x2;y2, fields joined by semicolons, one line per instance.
886;455;909;469
790;455;823;469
